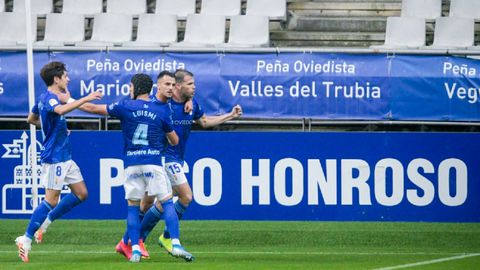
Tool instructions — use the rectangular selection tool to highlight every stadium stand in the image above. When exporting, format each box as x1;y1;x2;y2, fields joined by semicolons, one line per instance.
0;12;36;46
200;0;241;17
76;13;132;47
370;17;426;49
427;16;475;49
123;14;177;47
173;14;226;47
0;0;402;48
401;0;442;20
2;1;479;50
274;0;400;47
62;0;103;16
106;0;147;15
226;15;270;47
155;0;196;20
13;0;53;15
449;0;480;19
36;13;85;46
246;0;287;21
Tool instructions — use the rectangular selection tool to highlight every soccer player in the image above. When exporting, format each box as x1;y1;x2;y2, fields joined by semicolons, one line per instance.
139;69;242;254
16;61;103;263
80;72;193;262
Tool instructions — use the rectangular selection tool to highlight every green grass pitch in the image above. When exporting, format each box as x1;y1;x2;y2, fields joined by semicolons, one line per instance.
0;220;479;270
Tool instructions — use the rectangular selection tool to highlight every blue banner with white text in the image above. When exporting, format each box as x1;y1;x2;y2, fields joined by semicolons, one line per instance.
1;131;479;222
0;51;480;120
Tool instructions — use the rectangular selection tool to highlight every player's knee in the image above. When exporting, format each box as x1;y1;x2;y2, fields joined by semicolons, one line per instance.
75;190;88;201
45;198;59;208
180;193;193;205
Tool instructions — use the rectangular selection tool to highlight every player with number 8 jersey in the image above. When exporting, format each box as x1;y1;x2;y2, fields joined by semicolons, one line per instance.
16;61;103;263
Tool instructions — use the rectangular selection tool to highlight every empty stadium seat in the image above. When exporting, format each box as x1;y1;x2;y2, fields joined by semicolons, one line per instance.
123;14;177;47
155;0;195;20
174;14;226;47
13;0;53;15
106;0;147;15
246;0;287;21
370;17;425;49
428;17;474;49
201;0;241;17
62;0;103;16
76;13;132;47
401;0;442;20
226;15;270;47
449;0;480;19
36;13;85;46
0;12;37;46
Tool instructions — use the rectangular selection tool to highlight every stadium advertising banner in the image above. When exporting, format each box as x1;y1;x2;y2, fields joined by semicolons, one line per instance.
1;131;479;222
0;51;479;120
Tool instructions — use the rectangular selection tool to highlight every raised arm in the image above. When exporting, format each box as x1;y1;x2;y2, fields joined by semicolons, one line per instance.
54;91;103;116
79;102;108;116
166;130;179;146
196;104;242;128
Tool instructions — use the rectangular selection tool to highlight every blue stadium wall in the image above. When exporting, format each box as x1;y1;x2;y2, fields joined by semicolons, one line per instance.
1;51;480;221
1;51;480;120
1;131;479;222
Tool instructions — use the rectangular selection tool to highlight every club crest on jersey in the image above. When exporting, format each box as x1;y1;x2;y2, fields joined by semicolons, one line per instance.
49;98;59;107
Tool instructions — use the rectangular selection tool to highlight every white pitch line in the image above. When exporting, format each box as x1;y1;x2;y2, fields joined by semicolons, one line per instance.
372;253;480;270
0;250;470;256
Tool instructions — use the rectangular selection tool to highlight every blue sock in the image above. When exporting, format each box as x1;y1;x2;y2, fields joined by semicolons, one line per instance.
127;205;140;246
164;201;187;238
140;205;163;241
122;229;129;244
174;200;188;220
25;201;53;239
162;199;179;240
123;211;144;244
47;193;82;222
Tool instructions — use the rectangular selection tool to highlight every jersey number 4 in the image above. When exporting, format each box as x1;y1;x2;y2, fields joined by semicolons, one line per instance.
132;124;149;146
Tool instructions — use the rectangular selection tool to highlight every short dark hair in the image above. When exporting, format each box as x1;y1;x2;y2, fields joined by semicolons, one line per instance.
40;61;67;87
131;73;153;99
174;69;194;84
156;70;175;80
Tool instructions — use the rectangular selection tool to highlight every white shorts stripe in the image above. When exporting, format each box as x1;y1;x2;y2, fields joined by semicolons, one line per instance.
41;160;84;190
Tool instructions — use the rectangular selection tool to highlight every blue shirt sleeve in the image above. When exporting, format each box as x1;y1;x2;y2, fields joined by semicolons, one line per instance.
163;115;173;133
193;99;205;120
31;103;39;114
44;95;60;113
107;102;120;118
163;106;174;133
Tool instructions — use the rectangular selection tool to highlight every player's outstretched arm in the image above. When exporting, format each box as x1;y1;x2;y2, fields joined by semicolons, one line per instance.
54;91;104;115
196;104;243;128
79;102;108;116
27;112;40;128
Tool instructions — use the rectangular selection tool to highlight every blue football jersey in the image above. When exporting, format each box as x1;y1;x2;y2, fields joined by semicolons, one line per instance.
108;98;174;167
165;98;204;164
34;91;72;164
